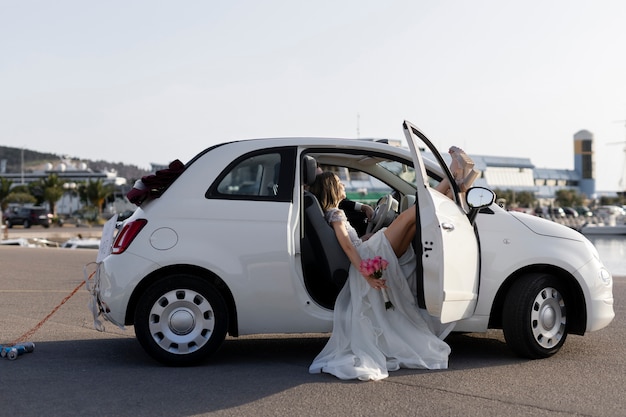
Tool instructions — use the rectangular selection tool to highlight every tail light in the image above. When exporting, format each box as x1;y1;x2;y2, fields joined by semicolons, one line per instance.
111;219;147;255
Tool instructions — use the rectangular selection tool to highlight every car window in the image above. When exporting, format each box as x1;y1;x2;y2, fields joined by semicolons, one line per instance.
320;164;395;206
377;160;417;188
216;152;281;197
208;148;296;202
205;147;304;202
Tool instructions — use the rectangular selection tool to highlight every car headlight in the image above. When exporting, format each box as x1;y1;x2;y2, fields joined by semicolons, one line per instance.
599;268;612;286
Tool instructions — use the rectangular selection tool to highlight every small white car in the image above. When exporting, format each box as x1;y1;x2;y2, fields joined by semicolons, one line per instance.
91;121;614;365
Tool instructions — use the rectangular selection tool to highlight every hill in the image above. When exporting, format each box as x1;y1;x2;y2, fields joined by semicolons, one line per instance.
0;146;151;181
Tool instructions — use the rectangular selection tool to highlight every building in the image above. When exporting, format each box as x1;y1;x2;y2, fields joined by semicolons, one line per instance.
425;129;608;205
0;157;129;216
0;157;126;186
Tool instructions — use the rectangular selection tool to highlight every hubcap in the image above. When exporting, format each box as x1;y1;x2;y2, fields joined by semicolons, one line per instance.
148;289;215;354
531;287;566;349
169;308;195;335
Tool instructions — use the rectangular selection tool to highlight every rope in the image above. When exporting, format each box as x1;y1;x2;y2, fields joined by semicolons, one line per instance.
5;270;96;347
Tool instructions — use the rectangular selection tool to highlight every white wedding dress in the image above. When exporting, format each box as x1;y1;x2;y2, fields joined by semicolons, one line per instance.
309;209;451;381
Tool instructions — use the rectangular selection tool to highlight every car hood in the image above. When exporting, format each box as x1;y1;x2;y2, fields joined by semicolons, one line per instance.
508;211;584;241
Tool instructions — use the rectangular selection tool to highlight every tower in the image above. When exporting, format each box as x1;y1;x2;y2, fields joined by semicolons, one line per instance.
573;130;595;197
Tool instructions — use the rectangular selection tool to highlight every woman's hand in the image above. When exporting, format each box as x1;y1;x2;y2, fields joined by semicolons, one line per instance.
364;275;387;290
361;204;375;221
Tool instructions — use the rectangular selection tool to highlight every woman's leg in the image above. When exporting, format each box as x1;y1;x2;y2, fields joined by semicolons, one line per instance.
383;207;416;257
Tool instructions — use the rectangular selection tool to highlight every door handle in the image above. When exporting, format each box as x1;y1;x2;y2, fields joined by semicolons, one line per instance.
441;222;455;231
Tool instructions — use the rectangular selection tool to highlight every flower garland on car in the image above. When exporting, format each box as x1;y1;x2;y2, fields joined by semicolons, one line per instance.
359;256;394;310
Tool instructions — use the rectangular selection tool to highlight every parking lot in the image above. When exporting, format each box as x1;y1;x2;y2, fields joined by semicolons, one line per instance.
0;245;624;417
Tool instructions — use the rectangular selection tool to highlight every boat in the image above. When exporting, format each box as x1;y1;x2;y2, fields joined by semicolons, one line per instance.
0;238;36;247
60;237;100;249
579;223;626;236
0;237;59;247
580;205;626;236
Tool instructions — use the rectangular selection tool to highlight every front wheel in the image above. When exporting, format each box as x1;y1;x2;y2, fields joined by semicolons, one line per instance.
134;275;228;365
502;273;568;359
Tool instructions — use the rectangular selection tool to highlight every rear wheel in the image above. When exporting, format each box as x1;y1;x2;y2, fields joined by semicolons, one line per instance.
502;273;568;359
23;220;31;228
134;275;228;365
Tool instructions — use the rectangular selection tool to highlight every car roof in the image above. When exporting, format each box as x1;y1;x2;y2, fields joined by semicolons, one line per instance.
189;137;436;169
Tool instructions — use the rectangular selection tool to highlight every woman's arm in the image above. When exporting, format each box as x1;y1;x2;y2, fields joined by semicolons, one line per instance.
331;220;386;289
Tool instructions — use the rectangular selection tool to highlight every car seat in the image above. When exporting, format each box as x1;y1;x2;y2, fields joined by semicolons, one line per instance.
301;155;350;301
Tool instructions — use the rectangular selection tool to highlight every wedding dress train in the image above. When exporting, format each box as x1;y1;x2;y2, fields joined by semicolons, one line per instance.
309;230;451;381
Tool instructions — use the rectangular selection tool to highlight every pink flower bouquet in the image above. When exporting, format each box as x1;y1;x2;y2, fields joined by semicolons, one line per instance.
359;256;394;310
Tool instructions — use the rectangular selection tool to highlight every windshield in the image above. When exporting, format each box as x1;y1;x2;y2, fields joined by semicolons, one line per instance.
310;149;443;205
377;159;418;189
378;157;445;190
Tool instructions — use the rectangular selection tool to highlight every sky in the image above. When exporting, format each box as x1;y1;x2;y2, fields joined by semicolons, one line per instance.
2;0;626;192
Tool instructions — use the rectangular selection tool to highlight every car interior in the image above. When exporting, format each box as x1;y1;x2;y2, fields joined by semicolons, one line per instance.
299;152;419;309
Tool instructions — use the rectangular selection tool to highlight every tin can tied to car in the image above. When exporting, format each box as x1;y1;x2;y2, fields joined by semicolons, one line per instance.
0;342;35;361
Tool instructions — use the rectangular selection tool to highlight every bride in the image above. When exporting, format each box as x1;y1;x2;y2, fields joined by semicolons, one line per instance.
307;171;451;381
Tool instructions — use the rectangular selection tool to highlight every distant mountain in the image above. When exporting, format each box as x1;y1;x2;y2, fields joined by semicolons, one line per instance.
0;146;151;181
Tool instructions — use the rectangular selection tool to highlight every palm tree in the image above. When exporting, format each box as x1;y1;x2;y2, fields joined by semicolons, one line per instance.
39;174;65;217
78;179;115;217
0;177;13;211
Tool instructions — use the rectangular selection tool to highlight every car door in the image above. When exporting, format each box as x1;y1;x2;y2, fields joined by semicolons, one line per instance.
402;120;480;323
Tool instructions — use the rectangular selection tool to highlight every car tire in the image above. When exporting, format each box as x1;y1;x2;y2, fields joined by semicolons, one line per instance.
5;220;12;229
134;275;228;366
502;273;568;359
23;220;31;228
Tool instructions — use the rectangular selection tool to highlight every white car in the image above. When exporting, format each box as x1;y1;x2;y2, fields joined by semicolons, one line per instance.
91;120;614;365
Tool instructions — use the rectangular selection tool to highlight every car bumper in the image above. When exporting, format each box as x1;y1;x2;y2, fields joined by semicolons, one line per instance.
579;257;615;332
587;296;615;332
93;252;159;327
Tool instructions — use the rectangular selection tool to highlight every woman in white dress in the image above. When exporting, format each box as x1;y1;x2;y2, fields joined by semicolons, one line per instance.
308;171;451;381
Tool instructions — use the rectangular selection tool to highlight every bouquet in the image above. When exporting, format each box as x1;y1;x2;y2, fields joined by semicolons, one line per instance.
359;256;394;310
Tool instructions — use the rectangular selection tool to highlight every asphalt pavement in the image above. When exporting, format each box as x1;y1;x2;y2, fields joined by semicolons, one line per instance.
0;240;624;417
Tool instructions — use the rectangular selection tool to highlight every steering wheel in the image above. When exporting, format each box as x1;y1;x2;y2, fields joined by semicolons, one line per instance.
366;194;395;234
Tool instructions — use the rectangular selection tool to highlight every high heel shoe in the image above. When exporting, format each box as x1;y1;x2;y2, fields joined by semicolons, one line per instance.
449;146;479;192
457;168;479;192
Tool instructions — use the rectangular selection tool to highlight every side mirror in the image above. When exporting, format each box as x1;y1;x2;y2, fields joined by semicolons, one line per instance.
466;187;495;209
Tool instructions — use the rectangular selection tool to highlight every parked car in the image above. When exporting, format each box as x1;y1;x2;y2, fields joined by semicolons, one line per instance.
575;206;593;217
562;207;579;218
90;120;615;365
4;206;51;228
550;207;566;218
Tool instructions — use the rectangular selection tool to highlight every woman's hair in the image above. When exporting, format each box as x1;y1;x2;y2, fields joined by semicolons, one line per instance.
309;171;342;212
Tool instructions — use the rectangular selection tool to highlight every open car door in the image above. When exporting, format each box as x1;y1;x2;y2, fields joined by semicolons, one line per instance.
402;120;480;323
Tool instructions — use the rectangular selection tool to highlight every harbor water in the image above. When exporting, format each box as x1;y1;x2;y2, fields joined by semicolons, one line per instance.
586;235;626;277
